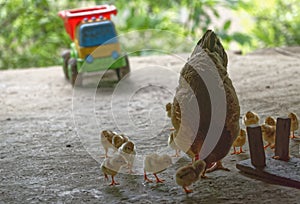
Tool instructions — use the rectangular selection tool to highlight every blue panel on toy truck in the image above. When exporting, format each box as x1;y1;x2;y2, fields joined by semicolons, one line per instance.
79;21;118;47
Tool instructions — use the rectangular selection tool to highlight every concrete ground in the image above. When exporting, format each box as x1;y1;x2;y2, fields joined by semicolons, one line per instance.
1;48;300;203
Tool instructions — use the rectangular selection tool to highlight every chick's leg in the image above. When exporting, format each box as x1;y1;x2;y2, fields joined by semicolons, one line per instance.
290;131;295;139
144;171;153;183
100;148;109;158
264;143;271;149
109;176;119;186
231;147;237;155
104;173;108;181
172;149;180;157
183;186;193;194
239;146;245;153
201;166;208;179
205;160;229;173
154;173;165;183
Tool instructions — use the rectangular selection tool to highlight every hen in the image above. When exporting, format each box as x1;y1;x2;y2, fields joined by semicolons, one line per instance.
170;30;240;176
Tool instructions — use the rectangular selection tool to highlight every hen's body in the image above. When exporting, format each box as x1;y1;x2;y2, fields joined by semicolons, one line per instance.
171;30;240;170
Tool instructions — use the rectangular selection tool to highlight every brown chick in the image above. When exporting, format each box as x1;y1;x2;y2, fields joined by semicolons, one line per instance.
176;160;206;194
265;116;276;126
171;30;240;177
100;130;115;158
112;134;129;150
288;112;299;139
231;129;246;155
100;154;127;186
261;124;276;149
243;111;260;127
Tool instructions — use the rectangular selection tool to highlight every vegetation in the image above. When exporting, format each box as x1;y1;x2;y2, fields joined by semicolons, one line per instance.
0;0;299;69
237;0;300;49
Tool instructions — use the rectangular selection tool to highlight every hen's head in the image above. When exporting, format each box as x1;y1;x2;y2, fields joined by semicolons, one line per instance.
197;30;227;67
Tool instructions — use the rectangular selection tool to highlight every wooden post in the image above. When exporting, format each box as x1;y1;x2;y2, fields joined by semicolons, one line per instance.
275;117;291;161
246;125;266;168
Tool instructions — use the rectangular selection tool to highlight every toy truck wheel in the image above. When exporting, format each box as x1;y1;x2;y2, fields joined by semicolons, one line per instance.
117;55;130;80
68;58;82;87
61;50;70;79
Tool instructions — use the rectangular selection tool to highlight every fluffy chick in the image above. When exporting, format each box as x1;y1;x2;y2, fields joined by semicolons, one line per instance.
175;160;206;194
143;153;172;183
231;129;246;155
265;116;276;126
261;124;276;149
118;141;136;173
112;134;129;150
100;154;127;185
243;111;260;127
166;103;172;118
100;130;115;158
288;112;299;139
168;131;181;157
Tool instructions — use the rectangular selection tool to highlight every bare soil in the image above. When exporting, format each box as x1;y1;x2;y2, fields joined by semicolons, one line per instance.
1;48;300;203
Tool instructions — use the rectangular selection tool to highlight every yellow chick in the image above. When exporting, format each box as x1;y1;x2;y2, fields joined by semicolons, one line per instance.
168;131;181;157
166;103;172;118
143;153;172;183
265;116;276;126
231;129;247;155
112;134;129;150
175;160;206;194
100;154;127;186
288;112;299;139
100;130;115;158
243;111;260;127
261;124;276;149
118;141;136;173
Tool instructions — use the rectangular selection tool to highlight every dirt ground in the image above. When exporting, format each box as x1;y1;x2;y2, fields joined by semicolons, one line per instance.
1;47;300;203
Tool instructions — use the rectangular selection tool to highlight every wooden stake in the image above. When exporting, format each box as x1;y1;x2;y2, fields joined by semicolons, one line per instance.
246;125;266;168
274;117;291;161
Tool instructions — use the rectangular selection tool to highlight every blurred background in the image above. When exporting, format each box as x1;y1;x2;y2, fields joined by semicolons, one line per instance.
0;0;299;70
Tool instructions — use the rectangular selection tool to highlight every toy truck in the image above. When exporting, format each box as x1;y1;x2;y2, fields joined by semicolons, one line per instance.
58;5;130;86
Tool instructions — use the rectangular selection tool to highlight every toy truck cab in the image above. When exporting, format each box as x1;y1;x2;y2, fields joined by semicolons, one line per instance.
59;5;129;86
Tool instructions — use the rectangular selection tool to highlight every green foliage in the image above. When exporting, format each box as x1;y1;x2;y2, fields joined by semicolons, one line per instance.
0;0;80;69
111;0;250;54
2;0;299;70
238;0;300;48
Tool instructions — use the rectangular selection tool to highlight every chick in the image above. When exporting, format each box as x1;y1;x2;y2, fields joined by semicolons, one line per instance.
143;153;172;183
100;130;115;158
118;141;136;173
261;124;276;149
265;116;276;126
166;103;172;118
231;129;246;155
112;134;129;150
288;112;299;139
243;111;260;127
175;160;206;194
168;131;181;157
100;154;127;185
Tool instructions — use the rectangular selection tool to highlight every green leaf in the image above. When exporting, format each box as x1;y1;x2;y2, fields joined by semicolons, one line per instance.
223;20;231;31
